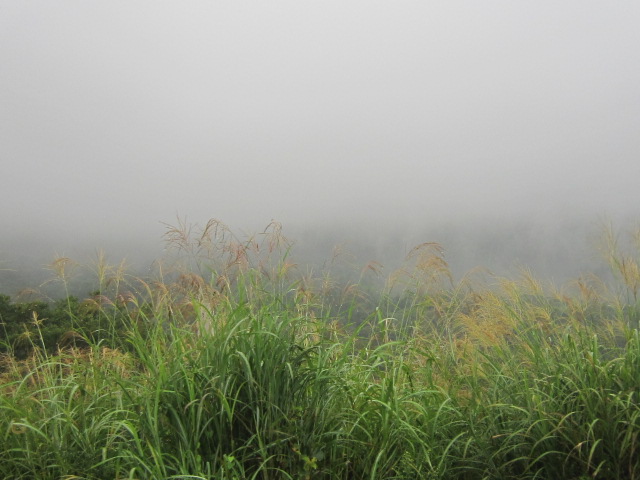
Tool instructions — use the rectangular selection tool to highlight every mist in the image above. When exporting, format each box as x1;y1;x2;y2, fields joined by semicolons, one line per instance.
2;2;640;293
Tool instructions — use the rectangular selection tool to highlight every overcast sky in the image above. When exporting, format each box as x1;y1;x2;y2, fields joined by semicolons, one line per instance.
1;2;640;275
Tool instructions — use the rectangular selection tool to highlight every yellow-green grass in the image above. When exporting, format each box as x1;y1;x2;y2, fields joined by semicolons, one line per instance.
1;220;639;479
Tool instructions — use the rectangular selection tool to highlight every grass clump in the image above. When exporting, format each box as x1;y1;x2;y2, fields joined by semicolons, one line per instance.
1;219;640;479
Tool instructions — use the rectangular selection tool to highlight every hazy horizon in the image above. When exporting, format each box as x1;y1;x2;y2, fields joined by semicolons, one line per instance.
2;2;639;292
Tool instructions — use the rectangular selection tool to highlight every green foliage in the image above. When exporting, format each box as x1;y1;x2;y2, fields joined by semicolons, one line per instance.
2;220;640;478
0;294;133;360
0;294;78;358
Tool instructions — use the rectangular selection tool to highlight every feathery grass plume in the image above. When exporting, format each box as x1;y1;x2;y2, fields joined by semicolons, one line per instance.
601;222;640;297
47;256;77;282
387;242;451;295
14;288;43;302
457;287;517;348
598;222;640;332
90;250;129;297
38;256;79;303
361;259;384;279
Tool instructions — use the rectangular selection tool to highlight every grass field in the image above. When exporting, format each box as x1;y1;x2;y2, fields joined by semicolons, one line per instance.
1;220;639;479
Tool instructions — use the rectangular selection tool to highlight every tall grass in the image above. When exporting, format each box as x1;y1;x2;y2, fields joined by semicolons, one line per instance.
1;220;640;479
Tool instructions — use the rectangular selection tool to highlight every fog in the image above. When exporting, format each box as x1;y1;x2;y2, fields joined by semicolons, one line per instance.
2;2;640;293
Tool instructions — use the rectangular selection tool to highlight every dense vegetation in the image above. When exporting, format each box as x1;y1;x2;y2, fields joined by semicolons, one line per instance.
1;220;640;479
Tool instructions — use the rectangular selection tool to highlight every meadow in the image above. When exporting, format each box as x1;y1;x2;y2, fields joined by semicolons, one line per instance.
1;220;639;479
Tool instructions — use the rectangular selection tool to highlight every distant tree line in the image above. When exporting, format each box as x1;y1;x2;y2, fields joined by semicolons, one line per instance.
0;294;129;360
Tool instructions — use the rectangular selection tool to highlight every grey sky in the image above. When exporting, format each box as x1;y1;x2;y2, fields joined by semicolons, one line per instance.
1;2;640;274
